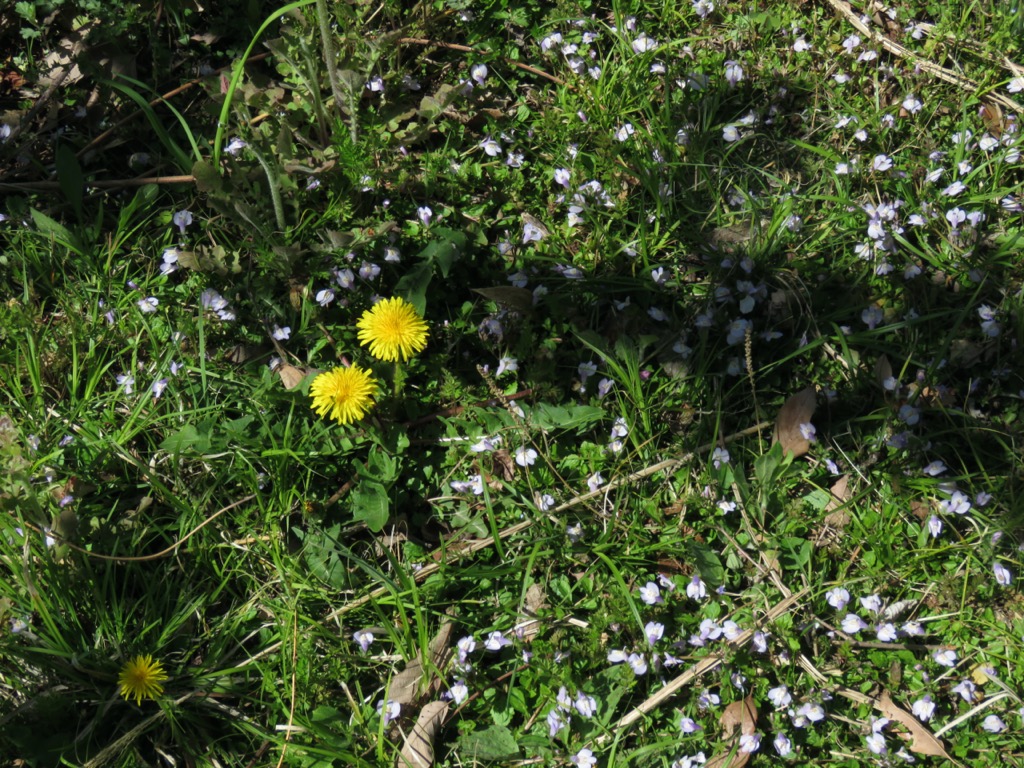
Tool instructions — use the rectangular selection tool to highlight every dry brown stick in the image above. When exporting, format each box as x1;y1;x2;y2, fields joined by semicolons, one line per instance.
397;37;565;86
598;587;810;739
0;175;195;192
824;0;1024;114
24;494;256;563
74;52;273;160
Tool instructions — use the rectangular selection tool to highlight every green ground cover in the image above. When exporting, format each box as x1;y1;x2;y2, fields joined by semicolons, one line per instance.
1;0;1024;765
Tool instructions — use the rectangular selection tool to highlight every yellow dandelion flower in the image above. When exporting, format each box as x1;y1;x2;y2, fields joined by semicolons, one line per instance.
309;366;378;425
356;297;429;362
118;654;168;705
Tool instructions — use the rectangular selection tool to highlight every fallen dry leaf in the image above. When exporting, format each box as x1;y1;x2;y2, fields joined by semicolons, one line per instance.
277;364;311;390
389;622;454;706
704;696;758;768
396;700;449;768
720;695;758;738
773;387;817;458
876;690;952;760
472;286;534;314
874;354;893;392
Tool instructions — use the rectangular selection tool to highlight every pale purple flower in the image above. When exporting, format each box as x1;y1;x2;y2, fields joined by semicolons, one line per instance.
480;137;502;156
607;649;629;663
417;206;433;226
994;562;1013;586
797;701;825;723
571;748;597;768
860;594;882;614
515;446;538;467
538;493;555;511
982;714;1006;733
172;209;193;235
151;378;169;399
928;515;943;538
271;325;291;341
923;460;947;476
644;621;665;646
866;732;886;755
627;653;648;675
353;629;374;652
711;447;730;469
456;635;476;662
470;63;488;86
876;623;898;642
940;490;971;515
632;33;657;53
693;0;714;18
1008;76;1024;93
680;716;702;733
566;522;583;542
686;576;707;600
358;261;380;281
553;168;571;187
587;472;604;492
724;60;744;87
722;124;741;142
952;679;976;702
366;75;384;93
574;692;598;717
484;631;512;651
377;699;400;723
946;207;967;227
932;647;957;667
873;154;893;171
768;685;792;708
449;680;469;705
117;374;136;394
842;614;868;633
547;708;567;736
614;123;635;142
639;581;663;605
137;297;159;314
224;137;246;155
912;695;935;721
774;733;793;756
826;587;851;611
384;246;400;263
739;733;761;753
799;423;817;442
522;218;546;243
315;288;335;306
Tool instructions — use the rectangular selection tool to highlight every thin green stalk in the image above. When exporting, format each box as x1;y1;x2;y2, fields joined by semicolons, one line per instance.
249;146;286;231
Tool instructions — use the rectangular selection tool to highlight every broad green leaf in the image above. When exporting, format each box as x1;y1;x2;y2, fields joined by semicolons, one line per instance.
159;424;212;454
686;541;725;588
457;724;520;761
351;480;389;532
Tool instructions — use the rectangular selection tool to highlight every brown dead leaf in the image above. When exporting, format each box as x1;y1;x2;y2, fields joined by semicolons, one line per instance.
874;355;893;392
491;449;516;482
396;700;449;768
876;690;952;760
773;387;817;458
523;583;547;615
277;364;311;390
389;622;454;706
704;696;758;768
825;474;850;511
720;695;758;738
